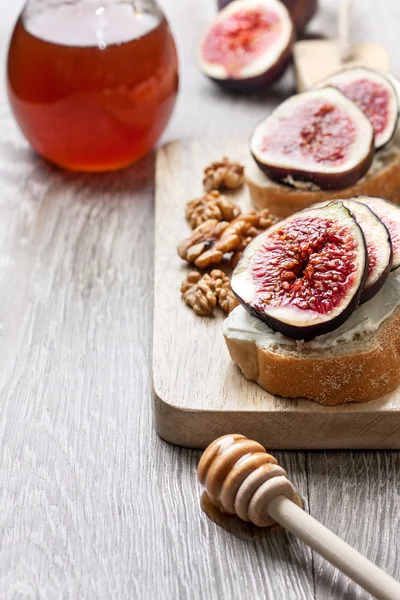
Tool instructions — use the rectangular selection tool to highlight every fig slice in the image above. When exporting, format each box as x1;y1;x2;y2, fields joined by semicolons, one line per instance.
356;196;400;272
316;67;399;149
379;71;400;108
250;87;375;190
310;199;393;304
231;202;367;341
198;0;295;93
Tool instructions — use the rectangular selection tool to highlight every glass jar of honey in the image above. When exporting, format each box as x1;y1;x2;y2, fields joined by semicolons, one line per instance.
7;0;179;172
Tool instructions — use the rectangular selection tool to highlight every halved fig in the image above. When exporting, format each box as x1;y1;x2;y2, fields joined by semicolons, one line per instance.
310;199;393;303
217;0;318;33
198;0;295;93
250;87;375;190
315;67;399;149
231;202;367;340
356;196;400;271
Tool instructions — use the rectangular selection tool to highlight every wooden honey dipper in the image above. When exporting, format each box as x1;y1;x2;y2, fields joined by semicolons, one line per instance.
198;435;400;600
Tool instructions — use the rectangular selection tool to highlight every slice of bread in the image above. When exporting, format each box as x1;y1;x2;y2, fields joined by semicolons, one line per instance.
223;277;400;405
246;132;400;218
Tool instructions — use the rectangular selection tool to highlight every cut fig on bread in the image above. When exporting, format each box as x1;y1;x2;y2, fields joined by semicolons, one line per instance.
315;67;399;149
250;88;375;190
231;202;367;341
310;199;393;303
356;196;400;271
245;127;400;218
223;299;400;405
198;0;295;92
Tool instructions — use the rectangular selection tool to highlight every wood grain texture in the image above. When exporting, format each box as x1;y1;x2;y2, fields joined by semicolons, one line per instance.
0;0;399;598
308;451;400;600
154;137;400;450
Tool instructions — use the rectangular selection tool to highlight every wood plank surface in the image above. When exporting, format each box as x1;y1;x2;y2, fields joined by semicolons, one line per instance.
154;137;400;450
0;0;399;598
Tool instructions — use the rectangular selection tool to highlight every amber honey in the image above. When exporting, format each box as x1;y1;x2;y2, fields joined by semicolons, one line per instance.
7;3;179;171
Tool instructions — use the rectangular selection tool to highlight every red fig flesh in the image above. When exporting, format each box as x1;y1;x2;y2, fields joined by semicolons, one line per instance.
356;196;400;272
316;67;399;149
231;202;367;340
250;87;375;190
199;0;295;92
311;199;393;303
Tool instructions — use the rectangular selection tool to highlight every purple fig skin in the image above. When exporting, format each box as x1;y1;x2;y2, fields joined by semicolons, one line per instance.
251;133;375;190
217;0;318;32
217;0;235;9
355;196;400;272
360;252;392;303
232;206;368;341
358;212;393;304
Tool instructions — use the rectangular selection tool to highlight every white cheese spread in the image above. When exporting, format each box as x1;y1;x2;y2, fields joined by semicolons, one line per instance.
223;273;400;350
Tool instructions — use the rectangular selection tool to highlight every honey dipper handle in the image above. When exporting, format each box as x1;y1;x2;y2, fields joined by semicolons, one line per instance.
267;496;400;600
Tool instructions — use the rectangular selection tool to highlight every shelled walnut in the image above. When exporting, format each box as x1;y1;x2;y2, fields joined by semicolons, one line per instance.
181;270;238;316
178;207;280;269
180;272;217;316
178;218;255;269
211;270;239;313
238;208;280;230
185;190;241;229
203;157;245;192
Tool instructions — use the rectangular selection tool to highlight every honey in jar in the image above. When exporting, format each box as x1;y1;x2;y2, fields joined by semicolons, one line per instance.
7;1;179;172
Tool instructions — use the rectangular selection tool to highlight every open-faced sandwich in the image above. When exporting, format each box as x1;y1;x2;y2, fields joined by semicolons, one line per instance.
224;196;400;405
246;66;400;217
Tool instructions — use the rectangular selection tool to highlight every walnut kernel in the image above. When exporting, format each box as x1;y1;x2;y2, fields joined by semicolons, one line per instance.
180;270;238;316
209;270;239;313
185;190;241;229
203;157;245;192
178;219;251;268
180;272;217;316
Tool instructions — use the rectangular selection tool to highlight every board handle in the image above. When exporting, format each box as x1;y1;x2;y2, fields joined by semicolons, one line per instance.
338;0;354;62
268;496;400;600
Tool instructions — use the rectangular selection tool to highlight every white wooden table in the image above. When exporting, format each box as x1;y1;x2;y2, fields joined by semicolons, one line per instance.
0;1;399;598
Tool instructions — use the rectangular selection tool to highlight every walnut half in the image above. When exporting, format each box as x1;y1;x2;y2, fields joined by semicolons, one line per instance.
211;270;239;314
185;190;241;229
180;272;217;316
203;157;245;192
181;270;238;316
178;219;255;269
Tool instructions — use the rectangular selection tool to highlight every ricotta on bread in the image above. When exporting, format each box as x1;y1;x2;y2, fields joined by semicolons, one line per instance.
224;273;400;405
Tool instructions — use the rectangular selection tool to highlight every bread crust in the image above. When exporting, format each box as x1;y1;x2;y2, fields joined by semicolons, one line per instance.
246;144;400;218
224;307;400;405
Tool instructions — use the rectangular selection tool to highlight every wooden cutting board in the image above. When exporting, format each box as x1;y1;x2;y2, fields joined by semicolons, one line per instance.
153;137;400;450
